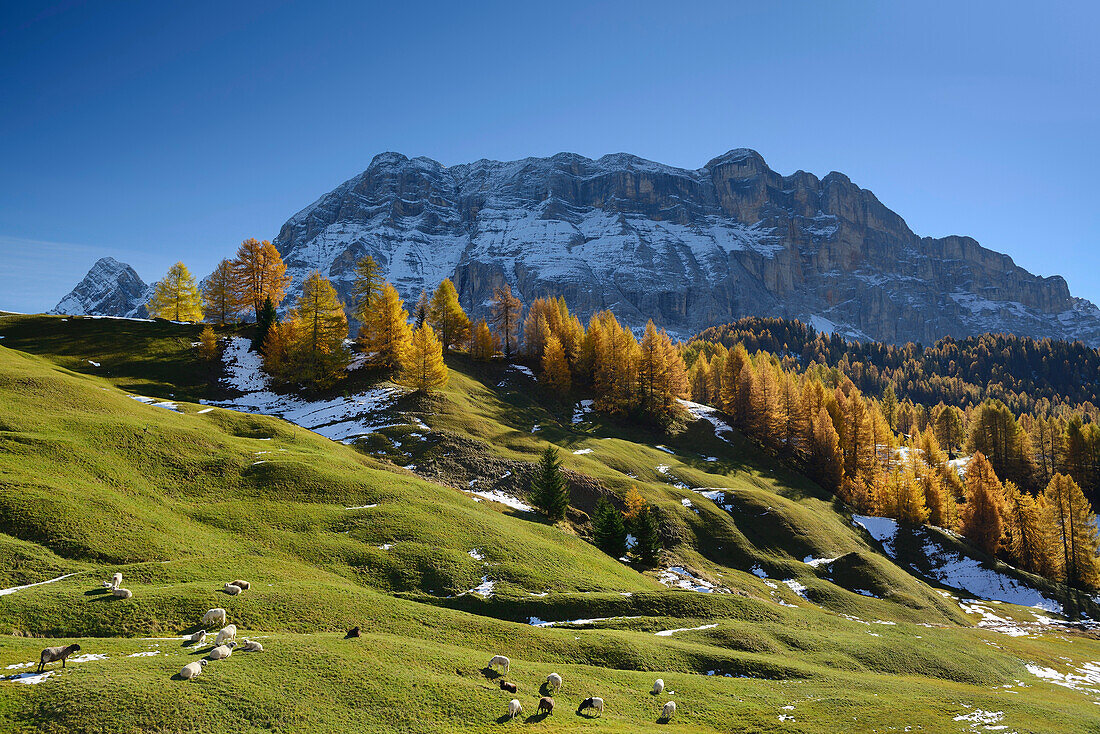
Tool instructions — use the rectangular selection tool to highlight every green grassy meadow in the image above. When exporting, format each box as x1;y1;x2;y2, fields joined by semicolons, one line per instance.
1;314;1099;732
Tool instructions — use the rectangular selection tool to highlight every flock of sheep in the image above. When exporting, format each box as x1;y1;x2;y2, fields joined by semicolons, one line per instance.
33;575;263;681
31;574;683;724
488;655;677;723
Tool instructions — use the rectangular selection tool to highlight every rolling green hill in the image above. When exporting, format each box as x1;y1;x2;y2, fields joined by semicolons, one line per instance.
1;314;1099;733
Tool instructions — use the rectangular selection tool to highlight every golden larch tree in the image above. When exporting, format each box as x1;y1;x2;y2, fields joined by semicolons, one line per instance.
286;271;350;388
1045;473;1100;589
360;282;412;372
198;325;219;361
959;451;1005;556
350;255;384;325
489;285;523;357
469;318;499;361
427;278;471;351
232;238;290;319
202;259;237;325
398;323;448;393
147;262;203;322
540;334;571;397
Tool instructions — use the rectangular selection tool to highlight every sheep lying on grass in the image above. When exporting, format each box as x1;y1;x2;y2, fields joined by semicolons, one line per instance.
499;680;517;693
546;672;562;691
189;630;207;646
215;625;237;646
208;642;236;660
112;588;132;599
488;655;510;674
241;639;263;652
660;700;676;721
179;660;207;680
228;579;250;591
652;678;664;695
202;608;226;627
538;697;554;716
507;699;522;719
223;583;242;596
577;697;604;716
37;644;81;673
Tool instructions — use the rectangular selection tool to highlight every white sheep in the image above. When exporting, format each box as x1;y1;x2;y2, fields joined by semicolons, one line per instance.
223;583;242;596
546;672;562;691
241;639;263;652
113;588;133;599
208;642;236;660
215;624;237;646
652;678;665;695
189;630;207;646
179;660;207;680
661;700;676;721
507;699;522;719
577;697;604;716
229;579;251;591
202;608;226;627
488;655;510;674
110;572;122;590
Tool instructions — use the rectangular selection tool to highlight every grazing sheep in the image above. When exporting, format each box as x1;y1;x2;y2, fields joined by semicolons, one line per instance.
577;697;604;716
37;644;81;673
215;624;237;646
229;579;250;591
202;608;226;627
113;587;133;599
189;630;207;646
110;572;122;590
208;642;236;660
488;655;510;674
499;680;517;693
652;678;665;695
537;697;554;716
660;700;676;721
546;672;562;691
223;583;242;596
507;699;522;719
241;639;263;652
179;660;207;680
345;626;360;639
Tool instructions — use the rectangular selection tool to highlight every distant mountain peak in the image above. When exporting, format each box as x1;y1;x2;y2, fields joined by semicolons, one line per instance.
51;257;150;318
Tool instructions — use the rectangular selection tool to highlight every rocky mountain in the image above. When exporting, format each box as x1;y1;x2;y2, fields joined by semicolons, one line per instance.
51;257;150;318
272;149;1100;345
52;149;1100;346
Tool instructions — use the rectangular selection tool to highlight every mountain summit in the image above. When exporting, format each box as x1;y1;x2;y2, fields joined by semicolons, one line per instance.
272;149;1100;345
51;256;150;318
51;150;1100;346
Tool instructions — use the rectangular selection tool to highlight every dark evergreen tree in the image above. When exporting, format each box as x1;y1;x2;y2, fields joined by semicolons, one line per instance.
635;505;662;565
531;446;569;522
254;296;278;351
592;497;627;558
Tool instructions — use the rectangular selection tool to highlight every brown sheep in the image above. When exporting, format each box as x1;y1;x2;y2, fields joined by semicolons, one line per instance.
37;644;81;673
499;680;517;693
538;697;554;716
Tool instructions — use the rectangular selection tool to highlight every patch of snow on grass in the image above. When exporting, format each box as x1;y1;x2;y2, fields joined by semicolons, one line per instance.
655;623;718;637
678;400;734;443
196;407;215;414
467;490;533;512
127;651;160;658
470;578;495;598
344;504;378;510
69;654;107;663
129;395;180;412
853;515;1062;613
658;567;728;593
0;572;81;597
529;615;641;627
572;399;593;424
87;360;100;367
655;444;674;454
572;448;593;455
509;364;535;378
468;549;485;561
203;337;405;443
782;579;810;600
1;671;54;685
803;556;837;568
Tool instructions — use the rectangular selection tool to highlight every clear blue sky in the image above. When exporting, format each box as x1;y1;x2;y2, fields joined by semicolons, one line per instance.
2;0;1097;313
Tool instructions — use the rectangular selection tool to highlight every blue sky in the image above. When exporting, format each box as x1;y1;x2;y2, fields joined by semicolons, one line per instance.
1;1;1097;313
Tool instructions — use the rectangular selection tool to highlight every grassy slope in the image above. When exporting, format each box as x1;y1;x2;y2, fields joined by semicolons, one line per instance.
0;315;1099;733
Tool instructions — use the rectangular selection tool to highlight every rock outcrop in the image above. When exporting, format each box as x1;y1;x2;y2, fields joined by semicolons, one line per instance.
271;148;1100;345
